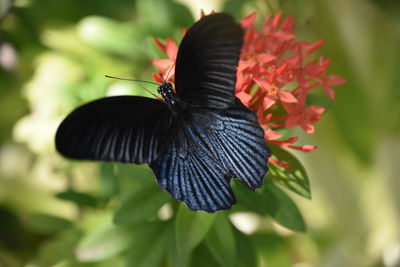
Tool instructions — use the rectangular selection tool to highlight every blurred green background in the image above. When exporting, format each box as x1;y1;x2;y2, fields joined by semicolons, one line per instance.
1;0;399;266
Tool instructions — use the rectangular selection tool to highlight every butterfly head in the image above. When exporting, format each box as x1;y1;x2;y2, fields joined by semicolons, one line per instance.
157;82;177;106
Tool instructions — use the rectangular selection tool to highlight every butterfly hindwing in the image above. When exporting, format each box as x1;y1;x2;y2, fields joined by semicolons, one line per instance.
174;13;243;109
56;96;170;164
150;116;236;212
206;98;270;189
150;98;269;212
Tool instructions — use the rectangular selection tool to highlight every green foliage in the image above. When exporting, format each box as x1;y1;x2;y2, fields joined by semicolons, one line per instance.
126;221;172;267
233;179;306;232
233;229;257;267
56;190;99;208
205;213;236;267
26;213;73;234
75;223;137;262
175;205;216;254
269;144;311;199
113;182;170;225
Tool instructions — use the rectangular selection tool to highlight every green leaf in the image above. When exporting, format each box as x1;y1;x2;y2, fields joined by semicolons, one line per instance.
115;164;156;194
55;190;98;208
233;180;306;232
26;213;72;234
113;182;170;225
175;205;216;254
262;180;306;232
190;244;221;267
205;213;236;267
99;163;119;200
36;228;82;266
269;144;311;199
233;228;257;267
250;233;291;267
75;224;136;262
167;228;191;267
232;180;269;215
126;221;172;267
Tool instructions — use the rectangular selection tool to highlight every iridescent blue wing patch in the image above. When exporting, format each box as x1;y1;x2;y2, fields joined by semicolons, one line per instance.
150;98;270;212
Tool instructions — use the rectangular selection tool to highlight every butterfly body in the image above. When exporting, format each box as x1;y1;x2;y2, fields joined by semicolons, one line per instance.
56;13;270;212
157;82;178;107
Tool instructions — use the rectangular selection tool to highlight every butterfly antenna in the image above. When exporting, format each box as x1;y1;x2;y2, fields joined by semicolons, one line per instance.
105;75;160;86
164;62;176;82
137;83;160;99
158;72;165;84
105;75;160;99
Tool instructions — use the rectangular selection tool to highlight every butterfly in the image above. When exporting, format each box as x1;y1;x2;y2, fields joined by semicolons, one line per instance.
55;13;270;213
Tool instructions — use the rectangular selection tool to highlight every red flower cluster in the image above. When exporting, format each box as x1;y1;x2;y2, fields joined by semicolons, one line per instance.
151;11;345;167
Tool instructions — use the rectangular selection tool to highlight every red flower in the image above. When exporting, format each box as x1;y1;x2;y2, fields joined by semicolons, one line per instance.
282;90;325;133
151;11;345;167
151;37;178;82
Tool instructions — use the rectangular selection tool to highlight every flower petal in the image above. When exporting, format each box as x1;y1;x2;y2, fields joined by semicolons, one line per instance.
153;37;166;53
278;90;297;103
299;118;314;133
281;15;295;33
241;12;257;29
264;129;283;141
253;77;271;91
236;91;253;106
323;84;335;100
151;59;173;69
303;39;325;58
269;157;290;168
256;53;275;64
263;95;276;110
165;38;178;59
296;90;307;108
328;75;346;86
282;102;296;114
301;145;317;152
273;11;283;30
163;65;175;81
303;105;325;116
152;72;162;83
273;31;295;42
285;114;300;128
284;144;317;152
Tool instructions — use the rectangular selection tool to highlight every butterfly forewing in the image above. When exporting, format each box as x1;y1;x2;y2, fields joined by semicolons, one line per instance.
56;96;171;164
174;13;243;109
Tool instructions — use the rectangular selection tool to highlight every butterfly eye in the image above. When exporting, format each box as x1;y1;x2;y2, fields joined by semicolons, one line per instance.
157;86;161;94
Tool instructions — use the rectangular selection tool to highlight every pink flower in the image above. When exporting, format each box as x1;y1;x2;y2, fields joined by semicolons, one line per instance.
321;74;347;100
151;11;345;167
151;37;178;81
283;90;325;133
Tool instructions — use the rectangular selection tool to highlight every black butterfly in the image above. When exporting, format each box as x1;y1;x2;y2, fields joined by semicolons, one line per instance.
56;13;270;212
